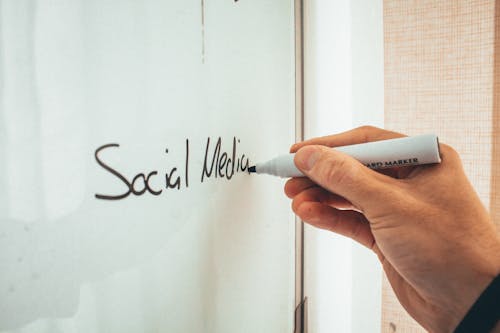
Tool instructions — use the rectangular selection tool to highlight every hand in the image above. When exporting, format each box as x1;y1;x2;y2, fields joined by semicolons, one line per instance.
285;126;500;333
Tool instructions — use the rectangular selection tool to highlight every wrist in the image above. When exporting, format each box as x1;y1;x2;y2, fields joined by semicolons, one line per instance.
452;273;500;333
446;243;500;333
452;236;500;330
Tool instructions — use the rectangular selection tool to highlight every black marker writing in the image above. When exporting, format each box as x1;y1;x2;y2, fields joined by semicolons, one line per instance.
94;142;189;200
201;137;249;182
94;144;132;200
95;137;249;200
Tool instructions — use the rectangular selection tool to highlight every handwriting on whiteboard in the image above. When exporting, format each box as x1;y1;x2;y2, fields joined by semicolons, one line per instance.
94;137;250;200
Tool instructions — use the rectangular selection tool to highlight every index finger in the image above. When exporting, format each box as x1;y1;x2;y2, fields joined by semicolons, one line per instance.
290;126;406;153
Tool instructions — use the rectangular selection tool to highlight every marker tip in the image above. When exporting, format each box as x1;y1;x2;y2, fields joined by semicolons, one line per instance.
248;166;256;173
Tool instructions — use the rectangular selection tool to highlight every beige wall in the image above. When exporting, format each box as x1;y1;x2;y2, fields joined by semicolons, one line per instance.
383;0;499;331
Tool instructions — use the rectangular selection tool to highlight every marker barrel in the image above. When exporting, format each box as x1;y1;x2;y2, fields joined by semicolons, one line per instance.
254;134;441;178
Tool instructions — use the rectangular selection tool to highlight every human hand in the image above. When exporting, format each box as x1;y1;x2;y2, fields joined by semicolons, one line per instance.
285;126;500;333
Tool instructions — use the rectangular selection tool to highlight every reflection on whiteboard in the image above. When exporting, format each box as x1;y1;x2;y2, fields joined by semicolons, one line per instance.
0;0;295;332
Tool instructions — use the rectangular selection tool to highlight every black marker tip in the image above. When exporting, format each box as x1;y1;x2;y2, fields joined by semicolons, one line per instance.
248;166;256;173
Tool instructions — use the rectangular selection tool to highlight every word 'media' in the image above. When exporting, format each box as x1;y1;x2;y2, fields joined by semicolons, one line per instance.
94;137;250;200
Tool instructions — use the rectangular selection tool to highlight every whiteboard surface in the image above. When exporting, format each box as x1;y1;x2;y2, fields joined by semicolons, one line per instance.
0;0;296;332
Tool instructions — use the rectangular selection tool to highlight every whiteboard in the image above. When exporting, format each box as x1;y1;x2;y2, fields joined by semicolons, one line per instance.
0;1;298;332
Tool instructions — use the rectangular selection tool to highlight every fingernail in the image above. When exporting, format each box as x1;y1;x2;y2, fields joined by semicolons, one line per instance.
295;146;320;171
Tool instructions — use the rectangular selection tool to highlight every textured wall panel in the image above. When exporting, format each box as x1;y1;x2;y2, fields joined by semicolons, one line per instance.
383;1;497;331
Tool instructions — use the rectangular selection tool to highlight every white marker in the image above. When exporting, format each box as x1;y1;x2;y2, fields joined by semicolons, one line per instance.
248;134;441;178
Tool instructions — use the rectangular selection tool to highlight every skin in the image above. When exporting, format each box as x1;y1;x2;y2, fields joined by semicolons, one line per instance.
285;126;500;333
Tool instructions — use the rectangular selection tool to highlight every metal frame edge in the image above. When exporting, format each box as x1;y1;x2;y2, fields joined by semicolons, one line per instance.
294;0;306;332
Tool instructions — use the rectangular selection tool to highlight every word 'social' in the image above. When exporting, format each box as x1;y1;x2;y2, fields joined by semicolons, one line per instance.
94;137;250;200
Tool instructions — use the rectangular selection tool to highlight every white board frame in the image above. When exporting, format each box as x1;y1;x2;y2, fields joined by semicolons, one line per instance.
294;0;305;332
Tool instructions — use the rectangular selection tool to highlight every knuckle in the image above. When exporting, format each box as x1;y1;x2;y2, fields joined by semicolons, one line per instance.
291;198;301;213
354;125;385;143
325;214;341;232
357;125;378;132
356;125;378;141
439;143;461;162
438;142;452;153
284;180;294;197
350;217;365;240
321;155;357;187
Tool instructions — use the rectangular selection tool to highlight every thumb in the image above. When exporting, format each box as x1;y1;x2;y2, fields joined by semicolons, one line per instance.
294;145;397;212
